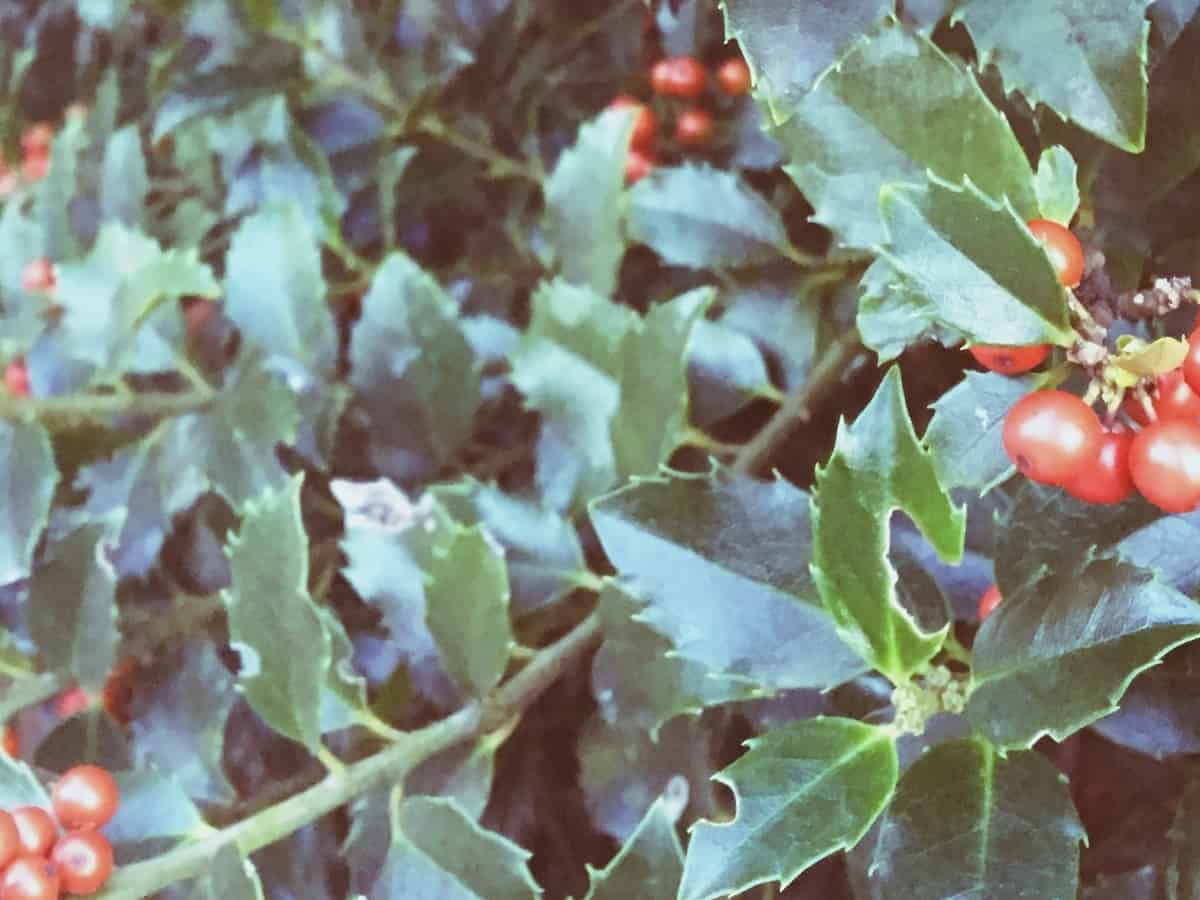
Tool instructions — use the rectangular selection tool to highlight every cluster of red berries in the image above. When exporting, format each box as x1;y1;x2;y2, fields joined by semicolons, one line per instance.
0;124;53;197
0;766;119;898
967;219;1200;513
608;55;752;184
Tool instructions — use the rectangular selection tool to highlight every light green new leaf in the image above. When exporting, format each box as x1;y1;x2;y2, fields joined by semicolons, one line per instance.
627;165;792;269
100;125;149;228
679;718;898;900
869;738;1084;899
581;798;684;900
969;555;1200;748
424;525;513;697
26;519;121;693
0;419;57;584
772;19;1036;249
371;795;541;900
954;0;1152;151
224;202;335;377
185;844;266;899
589;468;864;698
1035;146;1080;224
720;0;893;122
544;108;631;296
878;176;1075;347
811;367;962;681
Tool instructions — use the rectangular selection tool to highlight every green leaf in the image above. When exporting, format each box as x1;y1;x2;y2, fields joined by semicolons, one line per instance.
35;110;86;260
718;271;819;391
869;738;1084;899
953;0;1151;151
627;165;793;269
589;468;864;696
0;756;50;808
222;476;348;750
1167;776;1200;898
856;258;964;362
811;367;962;681
371;795;540;900
105;769;205;862
687;320;775;427
186;844;266;899
405;740;496;821
423;525;513;697
720;0;893;122
678;717;898;900
1034;146;1080;224
349;252;481;469
592;583;759;737
223;202;335;378
0;420;57;584
581;798;684;900
771;19;1036;249
100;125;149;229
878;176;1075;347
968;555;1200;748
925;371;1034;492
543;108;631;296
26;519;121;692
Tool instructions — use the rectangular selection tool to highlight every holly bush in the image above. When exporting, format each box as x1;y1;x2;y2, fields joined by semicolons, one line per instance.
1;0;1200;897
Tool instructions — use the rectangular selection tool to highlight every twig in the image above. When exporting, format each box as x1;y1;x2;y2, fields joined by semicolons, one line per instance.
0;387;215;430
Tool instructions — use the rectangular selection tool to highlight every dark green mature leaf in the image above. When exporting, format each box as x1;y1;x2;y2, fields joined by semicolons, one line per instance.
969;555;1200;748
543;108;631;296
925;371;1034;492
592;583;758;737
0;200;47;348
1035;146;1080;224
581;798;684;900
811;367;962;681
0;756;50;808
877;176;1075;347
953;0;1151;151
718;271;818;391
772;19;1036;249
720;0;892;121
1090;643;1200;756
349;252;480;471
370;795;540;900
185;844;266;899
224;202;335;378
1167;776;1200;898
589;468;864;694
869;738;1084;899
100;125;149;228
106;769;206;863
627;165;793;269
0;419;57;584
857;258;964;362
36;110;86;261
130;641;237;805
26;519;121;692
678;717;898;900
405;740;497;821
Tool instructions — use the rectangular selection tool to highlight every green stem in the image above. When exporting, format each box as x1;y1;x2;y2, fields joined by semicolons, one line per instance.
0;387;214;429
415;116;543;184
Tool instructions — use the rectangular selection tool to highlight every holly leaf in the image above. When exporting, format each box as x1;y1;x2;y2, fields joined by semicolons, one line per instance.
0;756;50;807
1034;145;1080;224
104;769;206;863
770;19;1036;249
223;202;335;379
0;419;57;584
35;109;86;260
925;371;1034;492
370;795;540;900
856;258;965;363
581;798;684;900
543;108;631;296
868;738;1084;899
717;271;819;391
184;844;266;899
26;518;121;693
877;175;1075;347
720;0;893;122
953;0;1152;151
100;125;149;229
678;717;898;900
589;467;864;696
627;165;793;269
811;367;962;682
969;555;1200;748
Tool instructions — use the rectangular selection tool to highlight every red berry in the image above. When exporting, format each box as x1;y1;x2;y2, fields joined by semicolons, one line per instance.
967;343;1050;375
625;149;654;185
1063;428;1135;505
1184;328;1200;399
20;259;55;296
650;56;707;98
716;57;751;96
2;724;17;758
1027;219;1084;288
51;766;119;831
0;855;60;900
607;96;657;149
20;152;48;183
1129;420;1200;513
3;360;29;398
101;658;136;725
1002;390;1103;485
977;585;1003;620
674;108;714;146
0;811;19;870
1124;369;1200;426
51;831;113;896
53;687;91;720
10;808;56;858
19;124;53;158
